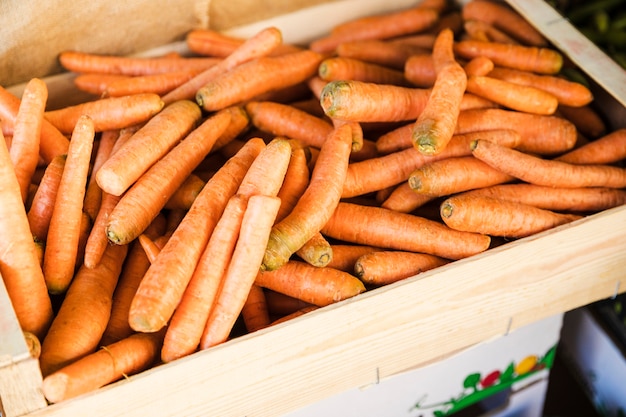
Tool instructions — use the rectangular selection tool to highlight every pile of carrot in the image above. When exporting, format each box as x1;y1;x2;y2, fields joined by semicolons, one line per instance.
1;0;625;405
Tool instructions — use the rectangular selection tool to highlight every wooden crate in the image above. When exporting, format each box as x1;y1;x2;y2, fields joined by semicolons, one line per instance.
1;1;625;416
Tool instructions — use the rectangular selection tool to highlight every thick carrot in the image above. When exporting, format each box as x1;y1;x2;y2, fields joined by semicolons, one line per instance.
336;39;430;70
404;53;437;88
9;78;47;202
96;100;201;196
42;331;164;404
39;243;129;377
201;194;282;349
318;57;410;86
555;128;626;165
295;232;334;268
321;202;491;260
470;138;626;188
309;7;439;53
557;104;607;139
43;115;96;294
242;284;271;333
355;251;449;286
0;129;53;340
463;19;519;44
58;50;221;75
463;56;495;77
275;145;311;222
101;70;204;97
105;109;231;245
83;191;122;269
44;93;165;134
380;182;436;213
27;154;66;242
128;139;265;333
236;137;294;199
262;124;353;271
256;260;366;307
83;130;119;222
163;174;206;210
412;28;467;155
73;74;130;96
326;244;381;273
195;50;324;112
408;155;515;196
440;194;583;238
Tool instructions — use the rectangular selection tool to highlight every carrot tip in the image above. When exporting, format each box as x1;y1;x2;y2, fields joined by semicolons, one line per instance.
440;201;454;219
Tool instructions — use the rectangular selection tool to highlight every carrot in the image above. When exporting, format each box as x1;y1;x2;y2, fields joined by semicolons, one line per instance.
326;244;381;273
465;75;559;115
463;56;494;77
43;115;96;294
256;260;366;307
336;39;430;70
470;138;626;188
185;28;301;58
39;243;129;377
58;50;221;76
101;70;205;97
163;26;284;104
236;137;294;199
440;193;583;238
44;93;165;134
463;19;519;44
27;154;66;241
137;234;166;264
404;53;437;88
453;40;563;75
555;128;626;165
42;330;164;404
0;129;53;340
96;99;201;197
309;7;439;53
105;109;231;245
200;194;282;349
23;330;42;359
212;105;251;151
412;28;467;156
461;0;548;47
487;67;593;108
322;202;491;260
275;144;311;222
245;101;334;149
295;232;334;268
355;250;449;286
128;138;265;333
262;124;353;271
557;104;607;139
9;78;47;202
163;174;206;210
265;290;314;317
269;306;319;326
83;191;122;269
390;33;437;49
73;74;130;96
241;284;271;333
318;57;410;86
455;108;577;155
381;182;436;213
83;130;119;222
408;155;515;196
195;50;324;112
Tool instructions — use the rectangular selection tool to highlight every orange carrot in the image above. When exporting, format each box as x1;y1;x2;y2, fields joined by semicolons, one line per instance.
185;28;300;58
73;74;130;96
463;56;494;77
336;39;430;70
381;182;436;213
43;115;96;294
390;33;437;49
555;128;626;165
128;138;265;333
295;232;334;268
557;104;607;139
412;28;467;156
27;154;66;242
99;70;204;97
137;234;166;264
408;155;515;196
105;109;231;245
236;137;294;199
463;19;519;44
9;78;47;202
318;57;410;86
265;290;314;317
96;100;201;197
440;193;583;238
326;244;381;273
275;144;311;222
269;306;320;326
201;194;282;349
355;250;449;286
40;243;129;377
309;7;439;53
262;124;353;271
241;284;271;333
83;129;119;222
42;330;164;404
0;129;53;340
195;50;324;112
256;260;366;307
322;202;491;260
404;53;437;88
83;191;122;269
44;93;165;134
470;138;626;188
163;174;206;210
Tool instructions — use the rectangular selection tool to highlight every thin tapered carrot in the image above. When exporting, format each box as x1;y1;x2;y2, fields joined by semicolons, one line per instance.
470;138;626;188
163;174;206;210
336;39;430;70
105;109;231;245
73;74;130;96
83;191;122;269
413;28;467;156
295;232;333;268
83;130;119;222
322;202;491;260
318;57;410;86
408;155;515;196
137;234;167;264
211;105;251;150
40;243;129;377
381;182;436;213
185;28;301;58
245;101;334;149
309;7;439;53
390;33;437;49
455;108;577;155
58;50;221;76
556;104;607;139
27;154;66;242
453;40;563;75
555;128;626;165
242;284;271;333
201;194;282;349
42;330;165;404
96;100;202;197
163;27;284;104
275;144;311;222
404;53;437;88
461;0;548;46
255;260;366;307
44;93;165;135
102;70;204;97
355;250;449;286
43;115;96;294
9;78;47;202
128;138;265;333
463;19;519;44
326;244;381;273
262;124;353;271
463;56;494;77
196;50;324;112
0;129;53;340
440;194;583;238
